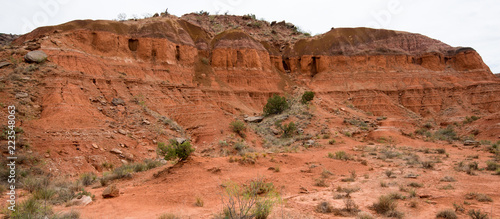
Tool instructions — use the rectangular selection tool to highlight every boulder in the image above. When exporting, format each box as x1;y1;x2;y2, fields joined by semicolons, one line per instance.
463;140;478;146
0;61;11;68
244;116;264;123
305;140;315;146
176;137;187;144
68;195;92;206
102;184;120;198
24;50;47;63
111;98;125;106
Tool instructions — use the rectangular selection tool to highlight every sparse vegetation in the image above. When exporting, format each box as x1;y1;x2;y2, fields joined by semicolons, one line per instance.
316;201;334;213
220;178;280;219
195;197;204;207
436;209;457;219
230;120;246;138
301;91;315;104
465;192;492;202
157;139;194;161
280;122;296;138
372;195;397;215
463;116;480;124
79;172;97;186
468;209;488;219
329;151;351;161
440;176;456;182
433;126;459;142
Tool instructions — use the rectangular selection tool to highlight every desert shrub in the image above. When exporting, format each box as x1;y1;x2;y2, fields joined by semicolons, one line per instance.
220;179;280;219
408;182;423;188
158;213;181;219
468;209;488;219
344;198;359;213
372;195;397;214
301;91;315;104
7;197;52;219
195;197;204;207
244;178;276;196
329;151;351;161
486;161;498;171
465;192;492;202
316;201;334;213
79;172;97;186
281;122;296;138
421;160;434;169
33;187;56;201
463;116;480;124
433;126;459;142
263;95;288;116
328;139;336;145
157;139;194;161
21;175;50;193
440;176;456;182
230;120;246;137
436;209;457;219
388;192;404;200
386;210;404;219
314;178;328;187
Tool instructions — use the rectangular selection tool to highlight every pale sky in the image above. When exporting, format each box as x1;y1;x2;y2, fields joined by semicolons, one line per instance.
1;0;499;73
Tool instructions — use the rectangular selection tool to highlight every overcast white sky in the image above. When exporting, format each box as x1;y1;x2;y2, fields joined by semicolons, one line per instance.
1;0;499;72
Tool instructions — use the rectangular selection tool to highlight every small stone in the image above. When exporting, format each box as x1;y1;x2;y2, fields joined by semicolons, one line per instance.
111;98;125;106
463;140;478;146
142;119;151;125
271;128;280;135
45;154;50;158
118;129;127;135
15;92;29;99
305;140;315;146
102;184;120;198
92;143;99;149
110;148;122;154
68;195;92;206
120;159;128;164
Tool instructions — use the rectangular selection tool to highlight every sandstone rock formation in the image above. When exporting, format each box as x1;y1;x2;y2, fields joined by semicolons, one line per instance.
4;13;499;174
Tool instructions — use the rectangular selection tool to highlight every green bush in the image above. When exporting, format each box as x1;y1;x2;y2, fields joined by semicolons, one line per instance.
230;120;246;137
158;139;194;161
463;116;480;124
281;122;296;138
301;91;315;104
263;95;288;116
